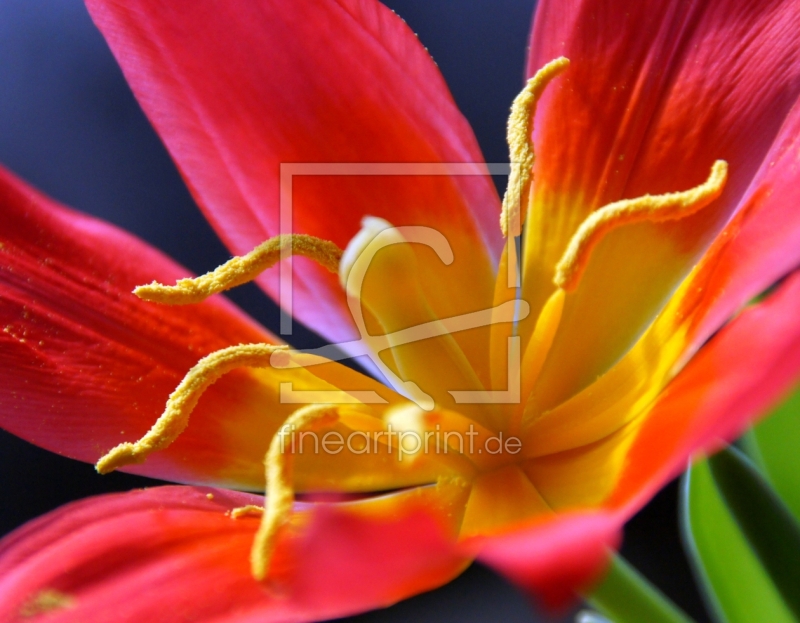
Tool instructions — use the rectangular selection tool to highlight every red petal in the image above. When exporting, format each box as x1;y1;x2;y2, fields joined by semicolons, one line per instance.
473;511;620;610
522;0;800;409
0;486;467;622
610;268;800;513
671;99;800;348
283;488;469;617
84;0;501;347
0;487;264;623
0;167;408;491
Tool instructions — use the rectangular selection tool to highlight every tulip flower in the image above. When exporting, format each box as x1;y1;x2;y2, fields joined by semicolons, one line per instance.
3;0;800;621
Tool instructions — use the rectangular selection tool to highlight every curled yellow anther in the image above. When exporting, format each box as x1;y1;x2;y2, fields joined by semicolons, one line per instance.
501;57;570;237
554;160;728;292
135;234;343;305
251;404;340;582
95;343;287;474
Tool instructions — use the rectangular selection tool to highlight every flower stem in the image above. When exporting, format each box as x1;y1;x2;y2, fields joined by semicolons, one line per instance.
586;553;697;623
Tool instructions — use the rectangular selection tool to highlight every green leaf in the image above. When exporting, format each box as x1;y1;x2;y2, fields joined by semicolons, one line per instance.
750;387;800;522
588;554;695;623
681;458;797;623
709;447;800;619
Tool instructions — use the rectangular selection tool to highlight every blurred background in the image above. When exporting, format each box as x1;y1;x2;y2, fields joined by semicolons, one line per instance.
0;1;709;621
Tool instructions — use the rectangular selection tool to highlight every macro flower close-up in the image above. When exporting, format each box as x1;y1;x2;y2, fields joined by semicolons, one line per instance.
2;0;800;622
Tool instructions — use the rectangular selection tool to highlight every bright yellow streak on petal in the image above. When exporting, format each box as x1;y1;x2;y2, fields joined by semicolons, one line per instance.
341;217;486;419
95;342;288;474
522;304;690;458
513;288;565;434
292;418;449;494
523;419;639;509
251;404;339;581
500;57;570;237
459;465;552;537
135;234;342;305
554;160;728;291
489;240;518;393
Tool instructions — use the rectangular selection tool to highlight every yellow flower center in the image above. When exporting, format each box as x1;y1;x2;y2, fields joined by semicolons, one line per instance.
95;57;729;580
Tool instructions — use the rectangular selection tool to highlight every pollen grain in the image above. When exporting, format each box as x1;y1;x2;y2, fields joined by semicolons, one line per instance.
230;505;265;519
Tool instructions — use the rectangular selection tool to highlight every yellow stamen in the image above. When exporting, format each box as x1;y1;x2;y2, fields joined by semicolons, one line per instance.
554;160;728;292
95;343;288;474
500;57;570;237
135;234;342;305
251;404;340;581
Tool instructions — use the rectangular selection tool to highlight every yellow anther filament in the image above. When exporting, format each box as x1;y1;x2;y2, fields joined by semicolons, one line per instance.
251;404;340;581
135;234;343;305
500;57;570;237
554;160;728;292
95;343;287;474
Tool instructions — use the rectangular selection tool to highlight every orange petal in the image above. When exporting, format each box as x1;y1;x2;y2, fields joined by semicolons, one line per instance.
609;268;800;513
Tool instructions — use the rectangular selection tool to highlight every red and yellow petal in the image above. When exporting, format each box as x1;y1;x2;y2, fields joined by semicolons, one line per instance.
665;98;800;351
0;484;469;623
0;167;433;493
521;0;800;411
525;95;800;464
523;421;639;511
519;265;800;528
481;270;800;605
521;267;800;513
281;480;471;616
85;0;501;352
608;268;800;513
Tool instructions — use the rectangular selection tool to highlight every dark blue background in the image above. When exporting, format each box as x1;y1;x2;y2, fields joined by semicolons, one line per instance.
0;1;708;621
